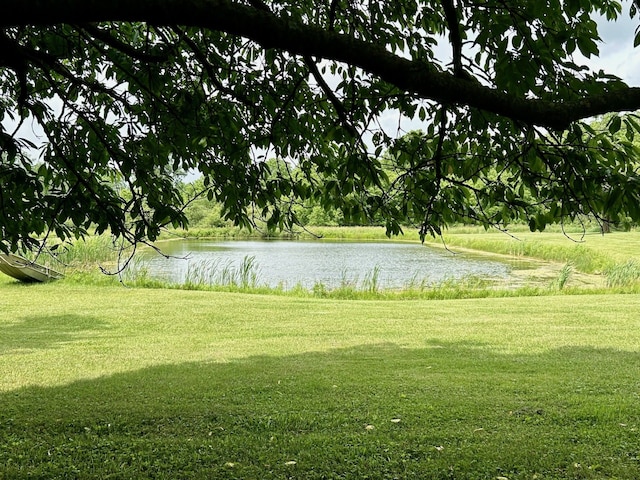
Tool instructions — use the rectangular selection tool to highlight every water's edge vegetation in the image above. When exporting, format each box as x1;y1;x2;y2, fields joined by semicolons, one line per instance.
16;225;640;300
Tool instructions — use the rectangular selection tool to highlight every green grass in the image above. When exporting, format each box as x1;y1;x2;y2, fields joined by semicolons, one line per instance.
2;281;640;478
426;229;640;275
605;260;640;287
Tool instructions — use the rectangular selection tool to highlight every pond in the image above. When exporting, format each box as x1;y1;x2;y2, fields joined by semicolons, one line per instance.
137;239;522;290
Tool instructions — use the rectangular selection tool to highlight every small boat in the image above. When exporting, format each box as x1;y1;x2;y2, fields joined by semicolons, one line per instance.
0;253;64;283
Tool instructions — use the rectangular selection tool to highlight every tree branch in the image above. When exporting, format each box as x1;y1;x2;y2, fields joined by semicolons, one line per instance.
441;0;464;77
3;0;640;130
79;23;171;63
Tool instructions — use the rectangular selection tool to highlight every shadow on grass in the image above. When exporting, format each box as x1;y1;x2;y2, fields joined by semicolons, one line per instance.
1;343;640;479
0;314;109;353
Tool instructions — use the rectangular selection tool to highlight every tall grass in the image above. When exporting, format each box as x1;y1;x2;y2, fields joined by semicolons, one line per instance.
554;262;573;290
299;226;406;241
431;233;614;274
24;235;120;274
183;255;260;289
167;226;302;240
362;265;381;293
605;259;640;287
169;225;404;241
442;221;605;235
119;255;540;300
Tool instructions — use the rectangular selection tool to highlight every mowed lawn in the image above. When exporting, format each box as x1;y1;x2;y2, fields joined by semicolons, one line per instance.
1;279;640;479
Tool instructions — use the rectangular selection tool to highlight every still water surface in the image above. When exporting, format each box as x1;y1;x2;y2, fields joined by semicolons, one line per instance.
140;240;514;290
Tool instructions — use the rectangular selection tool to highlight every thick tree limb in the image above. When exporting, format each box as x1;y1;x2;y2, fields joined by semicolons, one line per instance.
2;0;640;130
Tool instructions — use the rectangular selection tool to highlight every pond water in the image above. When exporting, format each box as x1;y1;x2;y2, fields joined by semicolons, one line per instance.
138;239;518;290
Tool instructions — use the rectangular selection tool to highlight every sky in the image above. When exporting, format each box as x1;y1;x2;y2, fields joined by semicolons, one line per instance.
586;7;640;84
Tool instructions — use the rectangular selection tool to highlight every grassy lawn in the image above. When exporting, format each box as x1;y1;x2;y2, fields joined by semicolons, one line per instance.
2;277;640;478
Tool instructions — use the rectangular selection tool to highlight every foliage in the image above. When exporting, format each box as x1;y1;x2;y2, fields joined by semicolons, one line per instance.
3;1;640;252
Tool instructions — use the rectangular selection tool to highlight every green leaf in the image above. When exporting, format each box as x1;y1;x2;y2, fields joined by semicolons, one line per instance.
608;115;622;134
576;36;599;58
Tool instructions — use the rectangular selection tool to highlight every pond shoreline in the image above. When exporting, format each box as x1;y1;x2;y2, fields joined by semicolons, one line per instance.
141;238;511;289
143;235;602;291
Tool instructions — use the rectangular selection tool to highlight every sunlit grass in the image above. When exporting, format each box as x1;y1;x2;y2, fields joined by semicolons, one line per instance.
3;226;640;477
2;284;640;478
428;228;640;275
166;225;400;241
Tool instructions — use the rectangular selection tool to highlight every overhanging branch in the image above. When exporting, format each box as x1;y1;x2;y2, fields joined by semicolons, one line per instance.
3;0;640;130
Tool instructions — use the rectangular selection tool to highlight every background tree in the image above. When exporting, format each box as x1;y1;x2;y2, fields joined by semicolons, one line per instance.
2;0;640;253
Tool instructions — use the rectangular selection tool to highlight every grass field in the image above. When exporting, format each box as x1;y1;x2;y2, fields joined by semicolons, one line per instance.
426;228;640;274
2;275;640;478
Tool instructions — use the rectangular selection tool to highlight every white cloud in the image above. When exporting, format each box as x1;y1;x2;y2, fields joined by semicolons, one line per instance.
583;7;640;84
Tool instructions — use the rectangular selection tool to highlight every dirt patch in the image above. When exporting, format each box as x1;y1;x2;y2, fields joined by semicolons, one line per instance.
506;262;604;289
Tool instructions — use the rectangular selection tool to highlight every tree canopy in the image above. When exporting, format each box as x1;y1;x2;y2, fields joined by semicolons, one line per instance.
2;0;640;252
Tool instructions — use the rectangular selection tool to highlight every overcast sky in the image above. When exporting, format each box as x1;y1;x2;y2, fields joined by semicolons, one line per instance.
584;7;640;84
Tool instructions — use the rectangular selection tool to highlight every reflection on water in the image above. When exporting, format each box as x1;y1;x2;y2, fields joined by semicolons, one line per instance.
138;240;515;290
